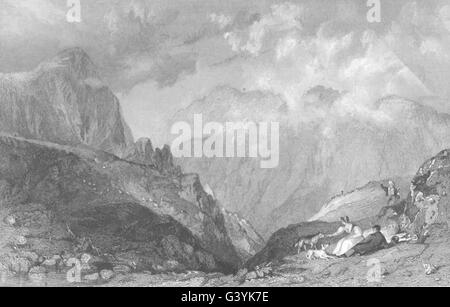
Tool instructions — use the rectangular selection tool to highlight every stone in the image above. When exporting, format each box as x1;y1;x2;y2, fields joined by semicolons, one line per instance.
28;266;47;283
20;251;40;264
245;271;258;280
42;258;57;267
100;269;115;281
5;215;16;226
15;236;27;246
113;265;131;274
235;268;248;278
10;256;31;274
164;260;182;271
256;269;265;278
84;273;100;281
80;253;92;264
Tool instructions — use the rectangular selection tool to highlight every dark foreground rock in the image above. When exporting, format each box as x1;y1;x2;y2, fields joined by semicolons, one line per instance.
0;135;240;281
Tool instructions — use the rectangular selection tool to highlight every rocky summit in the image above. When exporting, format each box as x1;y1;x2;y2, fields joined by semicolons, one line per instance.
0;48;133;157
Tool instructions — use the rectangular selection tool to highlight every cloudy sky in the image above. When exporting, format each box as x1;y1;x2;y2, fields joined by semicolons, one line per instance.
1;0;450;145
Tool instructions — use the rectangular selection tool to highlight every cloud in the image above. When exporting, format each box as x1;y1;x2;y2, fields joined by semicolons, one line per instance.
224;2;303;56
209;13;232;29
439;5;450;31
1;0;450;143
5;0;64;25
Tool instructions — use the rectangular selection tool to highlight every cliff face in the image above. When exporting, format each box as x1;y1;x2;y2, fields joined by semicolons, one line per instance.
0;48;133;157
174;87;450;237
405;149;450;237
222;209;265;261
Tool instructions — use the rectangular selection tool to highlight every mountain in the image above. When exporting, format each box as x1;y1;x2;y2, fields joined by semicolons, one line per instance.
173;86;450;238
247;147;450;270
0;134;240;275
0;48;133;157
0;49;250;280
104;148;450;286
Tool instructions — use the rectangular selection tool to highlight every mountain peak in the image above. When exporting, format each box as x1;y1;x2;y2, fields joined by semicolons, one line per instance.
39;47;97;79
57;47;91;59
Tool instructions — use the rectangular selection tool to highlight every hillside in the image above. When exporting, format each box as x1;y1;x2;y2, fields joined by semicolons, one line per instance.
0;49;279;286
174;87;450;237
246;148;450;271
102;157;450;287
0;134;241;281
309;177;410;223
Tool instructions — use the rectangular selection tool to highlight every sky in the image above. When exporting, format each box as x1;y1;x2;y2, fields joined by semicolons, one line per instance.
1;0;450;145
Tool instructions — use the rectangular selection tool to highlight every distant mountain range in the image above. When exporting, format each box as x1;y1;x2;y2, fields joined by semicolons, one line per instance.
172;86;450;238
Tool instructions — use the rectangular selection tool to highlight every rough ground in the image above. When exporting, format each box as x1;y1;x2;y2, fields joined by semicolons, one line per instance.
101;236;450;287
2;236;448;287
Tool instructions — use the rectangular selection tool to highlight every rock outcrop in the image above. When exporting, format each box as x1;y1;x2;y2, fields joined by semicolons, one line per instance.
0;47;133;157
124;138;181;175
222;209;265;261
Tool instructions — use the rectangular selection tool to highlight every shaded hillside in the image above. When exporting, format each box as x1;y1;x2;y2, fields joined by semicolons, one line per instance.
0;135;240;274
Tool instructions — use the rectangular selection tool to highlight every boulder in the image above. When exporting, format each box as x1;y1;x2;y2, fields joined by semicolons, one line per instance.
5;215;16;226
28;266;47;283
19;251;40;265
84;272;100;282
100;270;115;281
8;256;32;274
15;236;27;247
113;265;132;274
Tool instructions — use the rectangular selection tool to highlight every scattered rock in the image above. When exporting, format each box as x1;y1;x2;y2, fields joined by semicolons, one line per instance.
423;263;438;275
245;271;258;280
113;265;132;274
42;255;61;267
0;262;13;281
28;266;46;283
100;270;115;281
5;215;16;226
164;260;182;271
80;253;92;264
15;236;27;247
8;256;31;274
19;251;40;264
84;273;100;282
235;268;248;279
